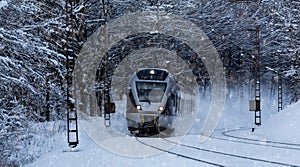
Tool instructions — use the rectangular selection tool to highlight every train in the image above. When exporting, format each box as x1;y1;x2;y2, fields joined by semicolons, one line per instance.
126;68;181;134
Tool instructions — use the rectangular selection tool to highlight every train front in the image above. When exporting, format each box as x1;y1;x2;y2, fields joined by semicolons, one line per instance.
126;68;179;133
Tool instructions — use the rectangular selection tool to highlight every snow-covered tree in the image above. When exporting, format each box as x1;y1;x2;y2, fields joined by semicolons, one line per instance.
0;0;299;165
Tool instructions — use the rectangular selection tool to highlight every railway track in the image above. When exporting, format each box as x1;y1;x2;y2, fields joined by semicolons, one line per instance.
189;127;300;151
135;131;300;167
222;128;300;148
163;138;299;167
136;137;225;167
209;133;300;151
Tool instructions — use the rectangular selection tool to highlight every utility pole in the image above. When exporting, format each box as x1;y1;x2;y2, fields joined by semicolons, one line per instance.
100;0;115;127
45;74;51;121
254;25;261;126
278;56;283;112
228;0;262;129
65;0;79;148
249;25;261;132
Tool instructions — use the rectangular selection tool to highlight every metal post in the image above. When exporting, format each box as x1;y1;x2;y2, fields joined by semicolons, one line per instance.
46;76;50;121
278;60;283;112
238;53;244;112
65;0;79;148
103;48;111;127
254;25;261;126
101;0;112;127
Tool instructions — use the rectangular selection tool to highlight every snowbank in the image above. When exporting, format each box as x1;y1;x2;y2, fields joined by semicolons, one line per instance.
255;100;300;143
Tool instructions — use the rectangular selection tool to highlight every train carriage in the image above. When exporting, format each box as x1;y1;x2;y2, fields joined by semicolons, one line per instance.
126;68;180;134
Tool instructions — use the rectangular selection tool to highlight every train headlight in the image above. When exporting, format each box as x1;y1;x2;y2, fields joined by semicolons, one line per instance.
158;106;164;111
150;69;155;75
136;105;142;110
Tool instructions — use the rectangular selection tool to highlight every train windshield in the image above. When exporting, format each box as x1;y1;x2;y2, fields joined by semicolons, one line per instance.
136;82;167;103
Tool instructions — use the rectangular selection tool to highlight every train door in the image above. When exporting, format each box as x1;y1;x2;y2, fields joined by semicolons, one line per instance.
168;93;177;116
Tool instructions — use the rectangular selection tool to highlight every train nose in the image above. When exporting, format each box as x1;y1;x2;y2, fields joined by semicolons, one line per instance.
140;102;162;112
140;114;159;123
140;102;151;109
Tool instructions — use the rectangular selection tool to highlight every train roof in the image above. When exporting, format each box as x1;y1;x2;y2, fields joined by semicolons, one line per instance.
137;68;169;73
136;68;170;81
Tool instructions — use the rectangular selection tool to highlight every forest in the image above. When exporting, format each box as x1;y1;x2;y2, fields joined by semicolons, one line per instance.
0;0;299;166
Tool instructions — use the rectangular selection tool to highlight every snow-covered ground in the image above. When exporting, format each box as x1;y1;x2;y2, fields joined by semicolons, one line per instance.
26;98;300;167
